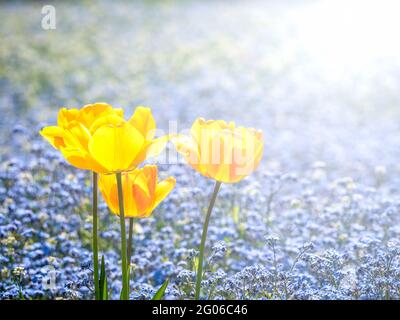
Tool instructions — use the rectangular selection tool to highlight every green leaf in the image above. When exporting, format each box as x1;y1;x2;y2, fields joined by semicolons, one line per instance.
18;288;25;300
99;255;108;300
152;279;169;300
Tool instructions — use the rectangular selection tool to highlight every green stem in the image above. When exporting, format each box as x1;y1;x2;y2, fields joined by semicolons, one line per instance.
92;172;100;300
127;218;134;266
116;172;129;300
194;181;222;300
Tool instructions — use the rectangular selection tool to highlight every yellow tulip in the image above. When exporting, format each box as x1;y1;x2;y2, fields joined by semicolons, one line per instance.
40;103;168;173
172;118;263;183
98;165;176;218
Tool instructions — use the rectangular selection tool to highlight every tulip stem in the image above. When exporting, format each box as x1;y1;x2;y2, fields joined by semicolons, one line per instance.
116;172;129;300
127;218;134;266
92;172;100;300
194;181;222;300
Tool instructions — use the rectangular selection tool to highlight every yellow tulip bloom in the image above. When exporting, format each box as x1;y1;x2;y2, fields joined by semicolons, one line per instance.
172;118;263;183
40;103;168;173
98;165;176;218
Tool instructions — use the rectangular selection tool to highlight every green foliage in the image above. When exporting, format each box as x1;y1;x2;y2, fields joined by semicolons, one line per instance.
99;255;108;300
152;279;169;300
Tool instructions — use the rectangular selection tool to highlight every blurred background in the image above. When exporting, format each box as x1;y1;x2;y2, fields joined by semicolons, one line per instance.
1;0;400;180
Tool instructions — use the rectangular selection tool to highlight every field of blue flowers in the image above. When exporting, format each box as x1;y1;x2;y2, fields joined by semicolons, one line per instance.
1;0;400;300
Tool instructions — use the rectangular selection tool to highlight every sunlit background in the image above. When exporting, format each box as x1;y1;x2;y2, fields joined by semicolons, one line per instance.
1;0;400;182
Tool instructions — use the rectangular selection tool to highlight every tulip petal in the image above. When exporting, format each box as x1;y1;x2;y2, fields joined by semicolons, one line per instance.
60;147;93;171
40;126;67;149
171;134;194;155
171;134;202;173
98;174;118;213
211;134;234;182
174;118;263;183
108;184;120;215
141;165;157;195
153;177;176;211
98;165;175;219
88;121;145;172
129;106;156;140
121;173;137;217
132;183;152;218
89;114;125;135
190;118;206;144
146;135;169;158
77;103;120;129
65;121;91;149
57;108;79;128
131;169;151;198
